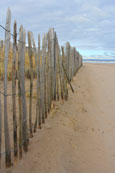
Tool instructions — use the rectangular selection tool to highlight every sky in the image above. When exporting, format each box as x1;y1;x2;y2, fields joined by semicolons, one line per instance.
0;0;115;57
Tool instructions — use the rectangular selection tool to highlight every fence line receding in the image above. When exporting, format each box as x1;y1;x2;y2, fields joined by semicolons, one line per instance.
0;8;82;168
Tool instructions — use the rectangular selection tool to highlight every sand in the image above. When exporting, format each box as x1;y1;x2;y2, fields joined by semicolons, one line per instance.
1;63;115;173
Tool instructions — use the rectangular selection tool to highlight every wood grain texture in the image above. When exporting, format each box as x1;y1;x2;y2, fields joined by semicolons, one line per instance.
4;8;12;167
12;20;18;158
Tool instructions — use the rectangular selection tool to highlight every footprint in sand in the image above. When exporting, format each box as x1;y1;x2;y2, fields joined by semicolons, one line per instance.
81;107;87;113
91;128;95;132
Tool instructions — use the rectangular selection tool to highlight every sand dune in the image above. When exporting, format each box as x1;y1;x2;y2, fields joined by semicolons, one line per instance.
2;63;115;173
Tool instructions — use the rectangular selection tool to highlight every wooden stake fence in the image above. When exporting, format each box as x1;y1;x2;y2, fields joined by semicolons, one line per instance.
0;9;83;168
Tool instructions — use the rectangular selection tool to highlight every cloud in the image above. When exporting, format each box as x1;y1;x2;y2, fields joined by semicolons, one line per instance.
0;0;115;56
65;15;89;23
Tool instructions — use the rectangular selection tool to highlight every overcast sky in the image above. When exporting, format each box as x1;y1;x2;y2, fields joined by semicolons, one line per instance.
0;0;115;57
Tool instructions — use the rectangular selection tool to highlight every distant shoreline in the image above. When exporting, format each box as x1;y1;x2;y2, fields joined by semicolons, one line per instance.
83;59;115;64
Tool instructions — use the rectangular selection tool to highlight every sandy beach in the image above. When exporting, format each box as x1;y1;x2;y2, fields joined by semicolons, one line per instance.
2;63;115;173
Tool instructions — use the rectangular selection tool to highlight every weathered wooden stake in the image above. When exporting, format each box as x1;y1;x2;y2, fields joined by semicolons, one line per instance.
44;34;48;119
0;91;2;168
4;8;12;167
12;20;18;158
41;35;45;124
47;31;51;111
28;32;33;137
18;26;28;152
18;27;23;159
38;35;42;128
31;33;38;132
61;46;65;99
62;63;74;93
55;35;60;100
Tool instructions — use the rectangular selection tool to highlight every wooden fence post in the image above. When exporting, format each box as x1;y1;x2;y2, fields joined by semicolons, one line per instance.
66;42;70;80
63;47;68;100
61;46;65;99
41;34;45;123
49;28;56;100
12;20;18;158
54;32;57;100
58;47;63;100
73;48;76;76
0;91;2;167
31;33;39;132
22;29;28;152
18;26;28;152
55;34;59;100
38;35;42;128
18;29;22;159
76;50;78;73
4;8;12;167
44;33;48;118
61;46;68;100
47;31;52;111
28;31;33;137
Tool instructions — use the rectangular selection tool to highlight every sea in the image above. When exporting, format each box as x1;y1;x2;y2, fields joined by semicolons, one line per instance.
83;57;115;64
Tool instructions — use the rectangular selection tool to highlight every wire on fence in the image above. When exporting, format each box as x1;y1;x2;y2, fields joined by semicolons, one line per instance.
0;24;25;44
0;78;47;97
0;24;56;48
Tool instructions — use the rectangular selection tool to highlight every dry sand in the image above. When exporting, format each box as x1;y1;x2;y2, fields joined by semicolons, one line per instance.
2;63;115;173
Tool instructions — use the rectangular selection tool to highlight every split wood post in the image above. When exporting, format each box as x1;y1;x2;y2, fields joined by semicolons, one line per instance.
0;90;2;167
48;29;53;101
79;54;81;67
12;21;18;158
46;34;50;112
57;47;62;99
59;48;64;100
64;49;68;100
18;26;28;152
76;51;79;73
44;33;48;118
71;47;74;79
76;50;79;73
58;47;62;99
76;50;78;73
0;42;1;62
74;48;76;75
55;34;60;100
72;47;74;77
4;8;12;167
54;32;57;100
28;32;33;137
31;33;39;132
45;33;49;114
38;35;42;128
22;29;28;152
69;46;72;81
61;46;65;99
49;29;53;104
79;53;81;68
80;55;83;67
47;31;52;111
61;46;68;100
75;50;77;73
49;28;56;100
78;52;80;69
66;42;70;80
18;29;22;159
74;50;76;74
0;40;3;166
78;53;80;68
41;34;45;124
